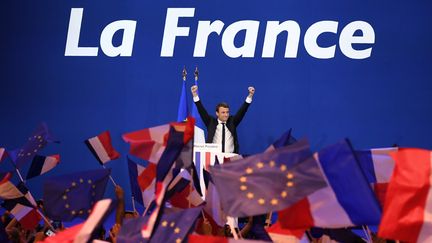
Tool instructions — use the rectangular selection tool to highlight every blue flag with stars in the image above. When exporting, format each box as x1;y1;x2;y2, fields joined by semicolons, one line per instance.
211;139;327;217
43;168;110;221
9;122;58;169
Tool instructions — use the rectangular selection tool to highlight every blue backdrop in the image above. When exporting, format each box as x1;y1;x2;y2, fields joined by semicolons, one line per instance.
1;0;431;208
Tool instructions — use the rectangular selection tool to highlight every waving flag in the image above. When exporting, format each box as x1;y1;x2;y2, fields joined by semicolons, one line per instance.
127;156;156;207
26;154;60;180
356;147;397;206
378;148;432;242
141;119;195;238
279;139;382;229
211;139;327;217
9;123;57;168
0;173;24;200
150;207;202;242
40;199;116;243
123;123;170;163
1;182;41;230
85;130;120;165
43;169;110;221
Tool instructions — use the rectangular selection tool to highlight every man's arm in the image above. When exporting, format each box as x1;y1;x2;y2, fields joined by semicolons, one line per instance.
233;86;255;126
191;85;211;127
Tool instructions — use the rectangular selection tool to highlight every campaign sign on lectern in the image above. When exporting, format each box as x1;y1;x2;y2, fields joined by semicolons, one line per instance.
193;143;238;198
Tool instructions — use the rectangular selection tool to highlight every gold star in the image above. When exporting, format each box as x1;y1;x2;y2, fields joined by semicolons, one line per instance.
240;185;247;191
92;185;96;189
80;179;84;183
27;153;31;156
280;165;287;172
71;210;76;215
37;136;42;139
79;210;83;215
170;222;175;227
66;189;70;192
271;199;279;205
161;221;168;227
258;198;265;205
62;195;67;200
269;161;276;167
33;149;37;153
281;191;288;198
256;162;264;168
88;179;92;184
287;181;294;187
65;204;69;209
247;192;254;199
287;173;294;179
245;167;253;174
174;227;180;234
239;176;247;183
38;144;43;148
175;238;182;243
71;182;76;187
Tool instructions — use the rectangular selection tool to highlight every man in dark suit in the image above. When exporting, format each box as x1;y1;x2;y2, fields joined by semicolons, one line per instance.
191;85;255;154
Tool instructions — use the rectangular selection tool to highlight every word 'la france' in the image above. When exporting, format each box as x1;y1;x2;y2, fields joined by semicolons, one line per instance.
65;8;375;59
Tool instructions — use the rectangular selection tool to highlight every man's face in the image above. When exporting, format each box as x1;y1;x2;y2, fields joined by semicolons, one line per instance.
216;107;230;122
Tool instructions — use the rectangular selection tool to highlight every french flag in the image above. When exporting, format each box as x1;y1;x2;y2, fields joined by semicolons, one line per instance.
26;154;60;180
85;130;120;165
378;148;432;242
127;157;156;207
122;124;170;164
356;147;398;206
279;139;381;229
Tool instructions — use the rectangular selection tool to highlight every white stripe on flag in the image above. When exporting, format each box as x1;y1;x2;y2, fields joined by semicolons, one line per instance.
310;153;353;227
89;137;111;163
74;199;113;243
0;182;24;199
11;204;33;221
40;156;59;174
371;147;397;183
417;152;432;242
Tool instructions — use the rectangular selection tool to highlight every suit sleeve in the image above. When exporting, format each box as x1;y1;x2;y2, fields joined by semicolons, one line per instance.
232;101;250;126
194;100;211;127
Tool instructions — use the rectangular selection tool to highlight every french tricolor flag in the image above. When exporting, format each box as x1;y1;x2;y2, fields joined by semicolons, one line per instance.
356;147;398;206
26;154;60;180
378;148;432;242
85;131;120;165
127;157;156;207
279;140;382;229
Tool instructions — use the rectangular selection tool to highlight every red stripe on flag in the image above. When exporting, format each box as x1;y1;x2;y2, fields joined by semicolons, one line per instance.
378;148;431;242
138;163;157;191
129;141;156;161
98;131;120;160
205;152;211;171
374;182;388;207
278;198;314;229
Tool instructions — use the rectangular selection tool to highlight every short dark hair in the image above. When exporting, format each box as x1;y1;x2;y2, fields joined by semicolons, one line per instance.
216;102;230;112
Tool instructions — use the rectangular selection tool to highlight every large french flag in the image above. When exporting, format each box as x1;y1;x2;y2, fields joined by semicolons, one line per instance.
26;154;60;180
279;140;381;229
356;147;397;206
378;148;432;242
85;130;120;165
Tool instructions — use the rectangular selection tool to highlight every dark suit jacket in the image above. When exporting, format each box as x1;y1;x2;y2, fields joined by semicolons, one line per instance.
194;99;251;154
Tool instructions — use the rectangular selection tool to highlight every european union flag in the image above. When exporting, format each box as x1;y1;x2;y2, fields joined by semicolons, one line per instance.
43;168;110;221
211;139;327;217
9;123;58;169
150;207;202;243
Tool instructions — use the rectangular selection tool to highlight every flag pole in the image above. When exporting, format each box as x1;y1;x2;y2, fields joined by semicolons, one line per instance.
102;164;117;187
131;196;137;213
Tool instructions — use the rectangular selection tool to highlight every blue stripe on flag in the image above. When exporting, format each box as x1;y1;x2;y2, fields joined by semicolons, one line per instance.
127;157;144;206
195;151;201;181
318;140;381;225
355;150;377;183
